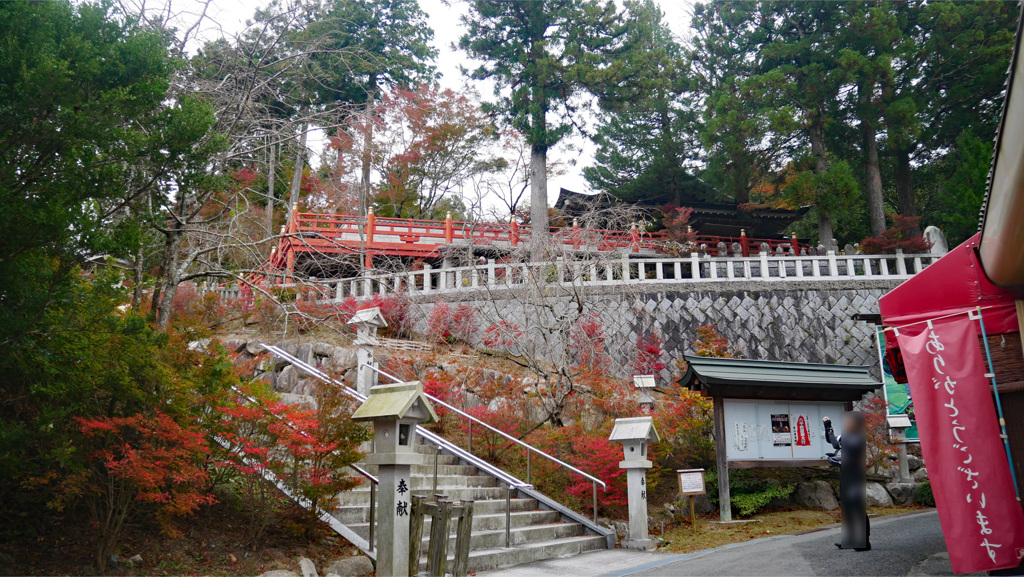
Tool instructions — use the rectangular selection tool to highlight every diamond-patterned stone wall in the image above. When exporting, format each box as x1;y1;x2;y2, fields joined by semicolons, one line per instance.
409;283;891;381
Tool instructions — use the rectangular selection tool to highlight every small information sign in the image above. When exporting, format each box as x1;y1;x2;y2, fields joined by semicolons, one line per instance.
677;468;706;496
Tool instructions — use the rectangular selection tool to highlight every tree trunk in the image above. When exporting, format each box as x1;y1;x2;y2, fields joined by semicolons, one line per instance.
360;80;377;219
266;141;276;235
131;244;144;311
733;162;751;205
808;118;836;251
860;83;886;237
155;229;182;330
288;126;308;211
895;148;921;236
529;143;548;262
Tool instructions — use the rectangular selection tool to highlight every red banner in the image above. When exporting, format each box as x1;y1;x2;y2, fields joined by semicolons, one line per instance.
896;316;1024;573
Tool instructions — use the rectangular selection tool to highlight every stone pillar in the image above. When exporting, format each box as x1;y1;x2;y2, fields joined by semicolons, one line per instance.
609;417;659;551
374;457;414;577
347;308;388;396
356;342;375;396
351;381;439;577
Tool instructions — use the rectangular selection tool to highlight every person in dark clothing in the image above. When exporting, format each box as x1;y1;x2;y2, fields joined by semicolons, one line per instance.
824;412;870;551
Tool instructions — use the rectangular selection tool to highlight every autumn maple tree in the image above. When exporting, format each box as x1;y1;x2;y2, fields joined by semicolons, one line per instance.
70;412;215;571
325;85;502;219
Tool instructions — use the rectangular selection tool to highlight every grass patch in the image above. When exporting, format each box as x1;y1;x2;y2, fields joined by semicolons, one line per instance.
656;506;930;554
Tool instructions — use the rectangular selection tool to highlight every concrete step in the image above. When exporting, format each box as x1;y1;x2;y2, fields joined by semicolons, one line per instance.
347;509;562;540
331;497;539;525
421;534;608;573
357;463;479;477
336;485;513;506
340;474;498;493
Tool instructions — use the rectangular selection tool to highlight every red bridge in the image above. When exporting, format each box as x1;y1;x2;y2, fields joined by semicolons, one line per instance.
249;209;804;287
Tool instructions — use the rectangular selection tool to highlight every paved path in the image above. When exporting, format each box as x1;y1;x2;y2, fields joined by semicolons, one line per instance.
479;511;963;577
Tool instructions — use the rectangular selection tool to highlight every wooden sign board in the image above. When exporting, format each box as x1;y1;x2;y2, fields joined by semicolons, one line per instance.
677;468;706;496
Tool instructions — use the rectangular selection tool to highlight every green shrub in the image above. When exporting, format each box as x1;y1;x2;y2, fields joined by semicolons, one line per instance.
705;469;796;517
915;481;935;507
731;483;796;517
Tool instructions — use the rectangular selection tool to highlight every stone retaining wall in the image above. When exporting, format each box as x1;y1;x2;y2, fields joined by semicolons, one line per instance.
405;278;901;381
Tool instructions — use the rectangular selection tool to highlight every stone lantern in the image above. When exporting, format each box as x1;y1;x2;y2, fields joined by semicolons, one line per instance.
352;381;439;577
609;416;660;550
348;307;387;396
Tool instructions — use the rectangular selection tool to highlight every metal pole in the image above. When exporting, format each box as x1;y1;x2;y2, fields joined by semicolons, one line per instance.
505;484;512;548
976;308;1020;498
526;448;531;485
369;482;376;552
468;420;472;453
433;446;440;496
592;480;598;523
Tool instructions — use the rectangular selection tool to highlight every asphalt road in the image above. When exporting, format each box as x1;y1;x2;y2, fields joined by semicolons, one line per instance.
619;510;953;577
479;510;967;577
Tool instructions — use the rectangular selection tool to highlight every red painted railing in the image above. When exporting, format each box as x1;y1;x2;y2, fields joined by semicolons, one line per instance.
240;210;803;300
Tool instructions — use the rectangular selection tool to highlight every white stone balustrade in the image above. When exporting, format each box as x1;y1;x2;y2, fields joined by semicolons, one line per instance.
218;250;938;303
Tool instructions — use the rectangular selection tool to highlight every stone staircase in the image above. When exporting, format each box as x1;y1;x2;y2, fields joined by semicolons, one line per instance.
334;442;609;572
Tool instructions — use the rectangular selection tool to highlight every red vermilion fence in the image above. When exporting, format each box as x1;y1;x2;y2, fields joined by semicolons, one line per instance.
243;209;804;296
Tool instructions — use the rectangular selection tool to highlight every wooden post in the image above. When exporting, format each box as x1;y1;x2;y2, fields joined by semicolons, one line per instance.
740;229;748;257
427;499;451;577
689;495;696;529
452;501;474;577
409;495;425;573
510;219;520;247
713;395;731;522
444;212;454;244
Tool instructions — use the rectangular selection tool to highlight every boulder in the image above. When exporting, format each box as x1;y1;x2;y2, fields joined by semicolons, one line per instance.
673;493;715;517
612;521;628;537
187;338;211;352
277;365;298;393
260;571;300;577
257;371;276;388
694;494;715;515
792;481;839;511
886;482;917;506
865;482;893;507
298;557;319;577
296;343;314;365
312;342;335;357
907;454;924;471
913;467;929;482
294;378;319;396
330;347;358;372
277;340;300;356
246;341;266;355
766;492;794;509
326;556;373;577
225;339;247;353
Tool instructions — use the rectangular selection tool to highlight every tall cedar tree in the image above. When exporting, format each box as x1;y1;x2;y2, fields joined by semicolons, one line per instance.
584;12;715;206
459;0;662;258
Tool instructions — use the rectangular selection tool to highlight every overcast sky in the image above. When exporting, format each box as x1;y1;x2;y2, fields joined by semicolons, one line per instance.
196;0;697;205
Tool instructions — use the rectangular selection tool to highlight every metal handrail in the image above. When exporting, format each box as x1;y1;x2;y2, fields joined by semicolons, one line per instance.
261;345;531;490
364;364;607;491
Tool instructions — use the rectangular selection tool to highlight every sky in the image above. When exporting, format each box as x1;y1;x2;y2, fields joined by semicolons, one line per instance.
194;0;697;206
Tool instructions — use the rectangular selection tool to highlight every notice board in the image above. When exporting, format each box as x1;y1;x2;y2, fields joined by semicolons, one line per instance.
722;399;846;462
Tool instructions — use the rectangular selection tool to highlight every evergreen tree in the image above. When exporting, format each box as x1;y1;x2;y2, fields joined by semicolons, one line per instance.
584;14;717;207
459;0;662;256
